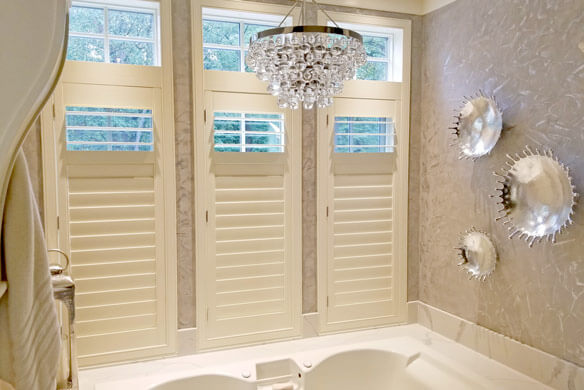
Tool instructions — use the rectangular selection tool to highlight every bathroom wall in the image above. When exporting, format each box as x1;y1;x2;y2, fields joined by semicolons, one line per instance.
419;0;584;367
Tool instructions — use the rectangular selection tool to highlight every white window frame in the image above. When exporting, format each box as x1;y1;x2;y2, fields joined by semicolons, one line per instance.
317;11;411;333
192;0;302;350
201;7;291;73
41;0;176;366
69;0;161;66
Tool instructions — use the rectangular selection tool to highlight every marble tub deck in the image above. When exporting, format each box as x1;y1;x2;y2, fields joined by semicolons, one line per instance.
80;323;552;390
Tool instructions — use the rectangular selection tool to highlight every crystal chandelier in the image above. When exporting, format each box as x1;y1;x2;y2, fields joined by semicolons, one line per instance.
246;0;367;110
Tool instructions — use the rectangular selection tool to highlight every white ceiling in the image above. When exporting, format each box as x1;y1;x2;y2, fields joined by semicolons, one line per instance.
316;0;457;16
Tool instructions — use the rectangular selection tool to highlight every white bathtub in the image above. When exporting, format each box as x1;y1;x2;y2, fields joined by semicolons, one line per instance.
88;325;551;390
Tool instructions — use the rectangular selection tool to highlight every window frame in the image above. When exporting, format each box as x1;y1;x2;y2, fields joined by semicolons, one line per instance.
69;0;161;66
41;0;177;367
316;12;411;333
192;0;303;350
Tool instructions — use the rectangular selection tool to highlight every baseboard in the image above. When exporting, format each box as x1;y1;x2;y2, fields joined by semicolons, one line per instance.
176;327;196;356
176;313;321;357
409;301;584;390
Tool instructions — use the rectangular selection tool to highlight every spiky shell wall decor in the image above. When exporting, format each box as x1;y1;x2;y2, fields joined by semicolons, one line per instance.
493;146;578;247
451;92;503;159
456;228;497;281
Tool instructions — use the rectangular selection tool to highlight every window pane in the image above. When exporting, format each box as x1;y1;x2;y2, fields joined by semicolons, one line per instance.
204;48;240;71
65;107;153;151
243;23;273;46
245;134;282;145
334;116;394;153
245;146;282;152
244;50;253;72
215;112;243;118
214;119;242;131
213;111;284;152
245;120;283;133
214;134;241;146
203;19;240;46
110;40;154;65
70;6;104;34
67;37;105;62
245;113;282;119
363;35;388;58
356;61;387;81
108;9;154;38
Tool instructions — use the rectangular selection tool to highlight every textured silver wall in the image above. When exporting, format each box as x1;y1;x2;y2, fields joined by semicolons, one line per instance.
419;0;584;366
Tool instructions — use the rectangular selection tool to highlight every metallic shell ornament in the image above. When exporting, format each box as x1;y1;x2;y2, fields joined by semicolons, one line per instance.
494;146;578;247
451;92;503;159
456;228;497;281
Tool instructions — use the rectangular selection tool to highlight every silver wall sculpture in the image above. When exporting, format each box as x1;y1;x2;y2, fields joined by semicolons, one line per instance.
451;92;503;159
494;146;578;247
456;228;497;281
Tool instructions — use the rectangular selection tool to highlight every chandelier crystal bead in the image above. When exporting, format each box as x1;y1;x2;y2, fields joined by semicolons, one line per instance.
246;21;367;110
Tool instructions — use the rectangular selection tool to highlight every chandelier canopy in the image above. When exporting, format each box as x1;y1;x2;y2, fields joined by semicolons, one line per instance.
246;0;367;110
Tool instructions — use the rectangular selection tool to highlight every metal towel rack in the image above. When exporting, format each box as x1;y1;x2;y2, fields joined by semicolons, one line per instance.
48;248;77;390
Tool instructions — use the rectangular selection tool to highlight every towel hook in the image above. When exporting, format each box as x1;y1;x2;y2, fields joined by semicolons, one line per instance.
47;248;70;275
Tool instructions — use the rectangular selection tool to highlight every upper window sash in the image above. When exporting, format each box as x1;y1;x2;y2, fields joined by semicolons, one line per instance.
202;7;291;73
327;20;403;82
68;0;161;66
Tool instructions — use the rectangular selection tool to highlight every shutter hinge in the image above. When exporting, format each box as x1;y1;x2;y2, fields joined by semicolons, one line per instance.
56;216;60;230
52;103;56;118
204;109;207;123
326;206;329;217
326;114;329;126
205;210;209;223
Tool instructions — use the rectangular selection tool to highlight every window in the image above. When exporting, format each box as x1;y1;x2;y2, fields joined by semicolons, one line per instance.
67;1;160;65
41;0;176;367
66;106;154;151
317;13;411;334
328;21;403;82
202;8;290;72
334;116;395;153
213;112;284;152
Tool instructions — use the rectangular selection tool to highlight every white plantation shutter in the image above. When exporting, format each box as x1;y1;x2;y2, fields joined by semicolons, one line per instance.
49;79;176;366
318;97;408;332
196;91;301;349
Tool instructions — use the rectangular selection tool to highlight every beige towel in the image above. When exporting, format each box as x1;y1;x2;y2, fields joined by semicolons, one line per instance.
0;149;60;390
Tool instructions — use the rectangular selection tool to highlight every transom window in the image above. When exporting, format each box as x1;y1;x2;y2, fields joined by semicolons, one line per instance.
67;0;160;66
328;21;403;82
65;106;154;151
202;8;291;72
334;116;394;153
213;112;285;152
